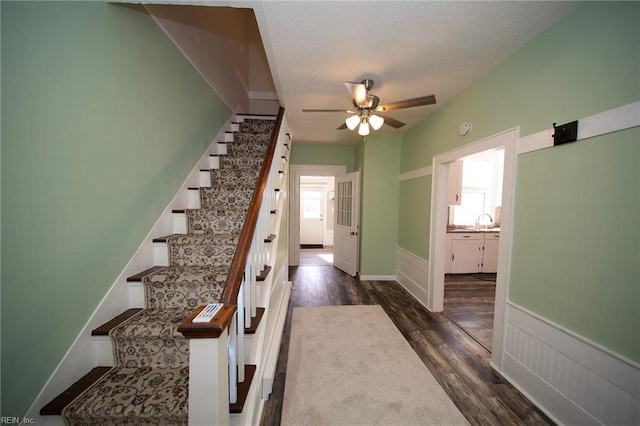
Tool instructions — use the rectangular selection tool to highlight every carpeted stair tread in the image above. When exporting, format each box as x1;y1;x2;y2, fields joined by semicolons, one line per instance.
199;186;255;210
143;265;228;309
209;171;260;188
111;307;191;368
62;366;189;426
167;233;239;267
185;209;247;235
220;156;265;169
238;119;275;134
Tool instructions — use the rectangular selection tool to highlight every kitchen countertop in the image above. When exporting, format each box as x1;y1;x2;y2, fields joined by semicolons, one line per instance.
447;227;500;233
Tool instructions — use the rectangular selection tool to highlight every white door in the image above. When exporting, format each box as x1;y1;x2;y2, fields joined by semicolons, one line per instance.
300;187;324;246
334;171;360;276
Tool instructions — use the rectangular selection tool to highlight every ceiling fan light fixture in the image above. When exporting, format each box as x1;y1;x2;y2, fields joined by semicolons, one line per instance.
358;120;370;136
345;114;361;130
369;114;384;130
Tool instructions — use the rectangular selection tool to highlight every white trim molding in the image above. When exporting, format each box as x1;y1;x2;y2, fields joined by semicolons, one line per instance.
517;101;640;155
359;275;396;281
501;303;640;426
395;247;430;308
399;165;432;181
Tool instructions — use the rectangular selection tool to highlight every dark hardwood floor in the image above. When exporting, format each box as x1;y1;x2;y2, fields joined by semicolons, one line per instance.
444;273;497;351
260;265;553;426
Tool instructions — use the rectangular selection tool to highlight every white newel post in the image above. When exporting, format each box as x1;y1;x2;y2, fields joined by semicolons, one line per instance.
187;328;231;426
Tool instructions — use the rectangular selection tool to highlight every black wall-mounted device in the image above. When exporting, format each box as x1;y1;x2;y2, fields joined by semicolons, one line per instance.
553;121;579;146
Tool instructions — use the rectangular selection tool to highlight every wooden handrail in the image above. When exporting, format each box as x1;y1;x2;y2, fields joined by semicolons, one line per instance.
221;107;284;305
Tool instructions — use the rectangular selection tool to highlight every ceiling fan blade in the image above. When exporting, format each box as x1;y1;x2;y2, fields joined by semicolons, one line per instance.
345;81;368;107
337;123;348;130
377;95;436;112
379;115;406;129
302;109;351;113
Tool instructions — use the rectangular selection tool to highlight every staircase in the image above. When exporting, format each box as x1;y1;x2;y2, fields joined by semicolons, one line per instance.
40;111;291;425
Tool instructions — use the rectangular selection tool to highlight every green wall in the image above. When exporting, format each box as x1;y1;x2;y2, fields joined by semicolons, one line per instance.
357;134;401;276
290;143;355;171
397;175;431;258
399;2;639;361
1;2;230;415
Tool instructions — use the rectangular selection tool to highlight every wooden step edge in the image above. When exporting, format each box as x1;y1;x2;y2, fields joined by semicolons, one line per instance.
245;307;265;335
152;234;178;243
264;234;277;243
229;364;257;414
256;265;272;282
236;113;277;118
91;309;143;336
40;366;112;415
126;266;165;282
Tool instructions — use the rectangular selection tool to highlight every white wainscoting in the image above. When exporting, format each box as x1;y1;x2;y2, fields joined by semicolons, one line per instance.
502;303;640;425
395;247;430;308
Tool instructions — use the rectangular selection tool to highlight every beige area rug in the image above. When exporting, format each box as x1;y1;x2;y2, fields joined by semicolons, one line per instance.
282;305;469;426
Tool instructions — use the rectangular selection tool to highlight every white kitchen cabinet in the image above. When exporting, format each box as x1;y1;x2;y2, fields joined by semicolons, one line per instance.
446;231;500;274
450;233;483;273
482;232;499;273
447;160;463;205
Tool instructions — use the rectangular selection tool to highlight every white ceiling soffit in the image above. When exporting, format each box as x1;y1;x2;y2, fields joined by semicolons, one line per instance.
250;0;577;145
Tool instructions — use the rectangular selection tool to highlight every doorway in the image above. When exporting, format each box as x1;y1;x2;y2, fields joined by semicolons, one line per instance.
428;128;518;368
443;148;504;352
289;165;346;267
299;176;335;265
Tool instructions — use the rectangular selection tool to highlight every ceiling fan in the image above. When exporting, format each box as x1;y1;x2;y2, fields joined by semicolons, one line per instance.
302;79;436;136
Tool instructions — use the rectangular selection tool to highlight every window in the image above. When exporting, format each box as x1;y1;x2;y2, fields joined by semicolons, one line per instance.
450;150;504;226
302;190;322;219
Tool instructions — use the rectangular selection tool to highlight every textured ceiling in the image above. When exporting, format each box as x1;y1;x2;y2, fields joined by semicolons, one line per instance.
252;1;577;145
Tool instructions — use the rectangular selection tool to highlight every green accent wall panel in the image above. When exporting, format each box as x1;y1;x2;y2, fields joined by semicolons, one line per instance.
510;130;639;361
358;134;401;276
398;176;431;259
290;143;355;171
1;2;230;415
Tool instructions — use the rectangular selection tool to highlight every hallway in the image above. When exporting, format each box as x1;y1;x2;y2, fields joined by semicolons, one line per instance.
260;266;552;425
298;247;334;266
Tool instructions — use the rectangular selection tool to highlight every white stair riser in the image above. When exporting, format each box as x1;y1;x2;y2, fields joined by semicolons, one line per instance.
209;155;220;170
173;213;187;235
129;282;145;308
200;170;211;187
154;242;169;266
94;336;115;366
188;189;200;209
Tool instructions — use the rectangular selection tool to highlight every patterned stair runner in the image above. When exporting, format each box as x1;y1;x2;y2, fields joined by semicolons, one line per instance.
62;119;275;425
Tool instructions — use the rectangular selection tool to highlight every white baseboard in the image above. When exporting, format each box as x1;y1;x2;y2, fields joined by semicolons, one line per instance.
501;303;640;425
359;275;396;281
395;247;430;307
25;111;240;422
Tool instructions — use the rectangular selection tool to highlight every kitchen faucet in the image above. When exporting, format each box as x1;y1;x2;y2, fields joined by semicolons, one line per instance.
475;213;493;229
